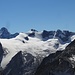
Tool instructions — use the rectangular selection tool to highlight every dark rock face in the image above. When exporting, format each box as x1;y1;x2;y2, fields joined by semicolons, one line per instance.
0;43;4;75
42;30;55;41
42;30;50;38
27;29;38;37
41;29;75;42
35;40;75;75
3;51;24;75
0;43;4;64
3;51;39;75
55;30;74;42
0;43;3;55
28;32;35;37
24;37;29;40
0;27;19;39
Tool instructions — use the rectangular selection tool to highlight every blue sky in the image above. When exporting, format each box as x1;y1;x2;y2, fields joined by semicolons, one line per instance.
0;0;75;33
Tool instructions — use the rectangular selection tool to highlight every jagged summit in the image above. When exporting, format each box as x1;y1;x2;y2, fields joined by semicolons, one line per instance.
0;27;19;39
0;27;9;33
26;29;75;43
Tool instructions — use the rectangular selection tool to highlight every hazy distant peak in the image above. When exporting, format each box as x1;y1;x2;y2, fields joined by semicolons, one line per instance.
0;27;9;33
0;27;19;39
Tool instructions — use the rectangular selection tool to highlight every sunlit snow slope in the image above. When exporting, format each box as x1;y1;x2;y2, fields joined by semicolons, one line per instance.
0;32;69;68
0;28;75;71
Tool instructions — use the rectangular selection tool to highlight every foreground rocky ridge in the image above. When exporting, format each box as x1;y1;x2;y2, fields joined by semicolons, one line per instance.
3;51;39;75
35;40;75;75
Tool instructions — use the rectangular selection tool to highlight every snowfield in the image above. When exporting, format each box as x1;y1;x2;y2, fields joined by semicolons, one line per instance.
0;32;70;68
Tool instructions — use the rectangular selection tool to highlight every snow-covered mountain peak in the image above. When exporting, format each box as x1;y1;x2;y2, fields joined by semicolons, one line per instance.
15;33;28;40
0;28;75;75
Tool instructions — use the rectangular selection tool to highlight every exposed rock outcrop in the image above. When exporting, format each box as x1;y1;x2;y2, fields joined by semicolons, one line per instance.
35;40;75;75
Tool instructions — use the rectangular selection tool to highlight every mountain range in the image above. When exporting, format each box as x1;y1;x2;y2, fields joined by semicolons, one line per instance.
0;27;75;75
